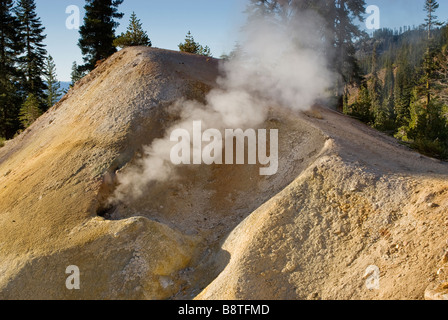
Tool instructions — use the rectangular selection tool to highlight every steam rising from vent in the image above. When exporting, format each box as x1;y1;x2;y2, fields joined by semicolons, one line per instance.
111;12;334;203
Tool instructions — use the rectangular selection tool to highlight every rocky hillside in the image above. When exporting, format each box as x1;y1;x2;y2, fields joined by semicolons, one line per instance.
0;47;447;300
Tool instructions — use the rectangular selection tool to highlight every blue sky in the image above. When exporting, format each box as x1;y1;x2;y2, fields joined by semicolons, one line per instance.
34;0;448;81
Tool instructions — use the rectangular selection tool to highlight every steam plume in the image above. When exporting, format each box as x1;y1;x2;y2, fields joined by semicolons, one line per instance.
111;10;334;203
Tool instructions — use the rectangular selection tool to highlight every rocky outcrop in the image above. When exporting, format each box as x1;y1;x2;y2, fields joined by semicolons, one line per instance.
425;251;448;300
0;47;447;300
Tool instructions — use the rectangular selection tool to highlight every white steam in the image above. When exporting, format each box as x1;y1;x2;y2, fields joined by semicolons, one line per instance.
111;12;334;203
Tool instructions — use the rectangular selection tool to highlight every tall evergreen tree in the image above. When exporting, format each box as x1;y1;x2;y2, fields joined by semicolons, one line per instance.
0;0;22;138
434;37;448;105
19;93;40;128
346;84;373;123
43;55;62;110
373;62;396;130
70;61;85;87
331;0;366;94
422;0;443;106
422;43;440;106
178;31;212;56
424;0;443;40
0;0;20;78
15;0;47;102
394;63;413;128
370;72;383;128
78;0;124;72
114;12;151;48
366;44;383;127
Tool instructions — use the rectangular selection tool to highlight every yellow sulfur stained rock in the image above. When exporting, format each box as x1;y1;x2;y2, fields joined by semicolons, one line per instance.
1;47;448;300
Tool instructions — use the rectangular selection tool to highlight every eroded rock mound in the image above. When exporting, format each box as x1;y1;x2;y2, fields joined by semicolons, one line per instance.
0;47;447;300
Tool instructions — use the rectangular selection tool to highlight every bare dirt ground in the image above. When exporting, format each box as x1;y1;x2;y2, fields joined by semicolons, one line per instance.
0;47;447;300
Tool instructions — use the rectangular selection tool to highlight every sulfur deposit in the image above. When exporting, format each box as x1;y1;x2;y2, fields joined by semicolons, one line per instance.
0;47;447;300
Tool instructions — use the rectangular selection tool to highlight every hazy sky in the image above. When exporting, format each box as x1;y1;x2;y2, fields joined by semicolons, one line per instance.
34;0;448;81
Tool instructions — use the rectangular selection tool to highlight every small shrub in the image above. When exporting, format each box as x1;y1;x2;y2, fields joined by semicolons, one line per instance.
412;138;448;160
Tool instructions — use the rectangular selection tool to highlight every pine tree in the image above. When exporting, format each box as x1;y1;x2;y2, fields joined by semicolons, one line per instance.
394;63;413;128
368;45;384;128
19;93;40;128
178;31;212;57
114;12;151;48
347;85;373;123
424;0;443;40
70;61;85;87
78;0;124;72
374;62;396;130
221;43;243;60
434;39;448;105
178;31;199;54
423;0;443;106
16;0;47;101
383;61;395;99
407;93;448;158
331;0;366;93
422;45;439;106
0;0;22;138
43;55;62;110
0;0;21;78
200;45;212;57
370;74;383;128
